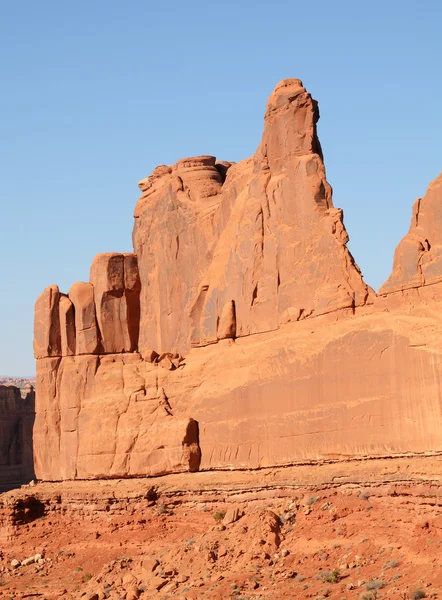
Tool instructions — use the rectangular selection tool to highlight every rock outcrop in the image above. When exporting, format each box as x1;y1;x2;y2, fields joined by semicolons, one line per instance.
33;78;442;481
0;385;35;488
133;79;373;356
380;174;442;294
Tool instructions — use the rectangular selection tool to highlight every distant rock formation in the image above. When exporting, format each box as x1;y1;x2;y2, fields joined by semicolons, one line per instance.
0;384;35;488
0;376;36;389
33;79;442;481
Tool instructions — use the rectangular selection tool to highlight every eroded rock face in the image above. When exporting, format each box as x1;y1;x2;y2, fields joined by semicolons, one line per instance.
133;79;373;355
0;385;35;487
68;282;99;355
188;80;373;347
34;354;200;480
59;295;75;357
90;253;141;354
33;79;442;481
133;156;229;356
34;285;62;359
380;174;442;294
178;312;442;469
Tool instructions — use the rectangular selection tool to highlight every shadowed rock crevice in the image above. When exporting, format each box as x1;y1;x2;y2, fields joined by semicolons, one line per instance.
12;495;46;524
182;419;201;473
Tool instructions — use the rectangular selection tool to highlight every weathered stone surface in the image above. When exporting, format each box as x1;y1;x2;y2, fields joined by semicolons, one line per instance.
33;285;61;359
68;282;99;355
0;385;35;487
174;309;442;469
89;253;140;354
59;295;75;356
133;156;228;357
34;354;200;480
380;173;442;294
32;79;442;482
123;252;141;352
133;80;373;355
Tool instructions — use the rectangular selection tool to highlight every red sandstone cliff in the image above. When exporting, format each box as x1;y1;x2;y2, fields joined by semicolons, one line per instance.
33;79;442;481
0;384;35;487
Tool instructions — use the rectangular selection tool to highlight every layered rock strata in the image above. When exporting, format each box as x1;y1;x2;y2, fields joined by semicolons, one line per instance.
34;78;442;480
0;385;35;487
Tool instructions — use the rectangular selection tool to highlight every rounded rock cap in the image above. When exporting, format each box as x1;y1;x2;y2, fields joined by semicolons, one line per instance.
266;78;306;113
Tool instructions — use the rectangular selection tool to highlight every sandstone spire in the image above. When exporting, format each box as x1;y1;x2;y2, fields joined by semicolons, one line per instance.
380;173;442;293
134;78;373;355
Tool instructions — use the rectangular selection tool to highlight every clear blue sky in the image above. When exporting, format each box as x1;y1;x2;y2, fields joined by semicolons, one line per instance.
1;1;441;375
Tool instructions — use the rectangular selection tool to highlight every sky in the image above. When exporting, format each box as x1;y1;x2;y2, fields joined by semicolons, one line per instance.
1;1;441;375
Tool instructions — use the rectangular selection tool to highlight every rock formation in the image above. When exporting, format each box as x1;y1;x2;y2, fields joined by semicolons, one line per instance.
0;385;35;488
132;79;373;356
380;173;442;294
33;78;442;481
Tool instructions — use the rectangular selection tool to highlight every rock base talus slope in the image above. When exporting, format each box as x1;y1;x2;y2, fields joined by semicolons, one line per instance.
0;385;35;487
2;461;442;599
33;79;442;481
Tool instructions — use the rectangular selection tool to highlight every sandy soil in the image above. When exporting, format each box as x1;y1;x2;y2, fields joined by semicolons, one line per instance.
1;456;442;599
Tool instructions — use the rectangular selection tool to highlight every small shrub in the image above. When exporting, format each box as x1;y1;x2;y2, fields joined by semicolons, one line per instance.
214;510;226;523
82;573;93;583
361;593;383;600
410;589;426;600
366;578;385;591
321;569;341;584
157;502;168;515
384;559;399;569
307;496;318;506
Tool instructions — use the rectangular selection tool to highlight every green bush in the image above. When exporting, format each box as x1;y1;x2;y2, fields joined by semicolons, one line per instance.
214;510;226;523
320;569;340;583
